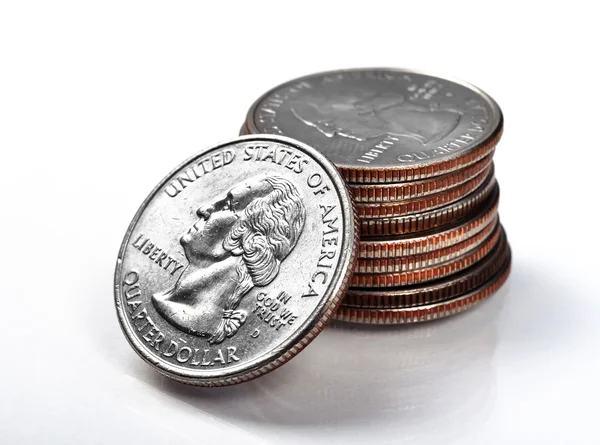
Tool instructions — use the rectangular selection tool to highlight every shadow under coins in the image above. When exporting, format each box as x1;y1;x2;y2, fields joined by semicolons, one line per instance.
136;281;512;440
80;253;585;442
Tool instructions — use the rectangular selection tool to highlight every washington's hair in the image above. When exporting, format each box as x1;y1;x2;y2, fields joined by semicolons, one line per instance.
208;175;306;344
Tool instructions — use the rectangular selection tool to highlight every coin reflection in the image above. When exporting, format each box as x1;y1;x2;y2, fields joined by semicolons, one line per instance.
141;282;508;442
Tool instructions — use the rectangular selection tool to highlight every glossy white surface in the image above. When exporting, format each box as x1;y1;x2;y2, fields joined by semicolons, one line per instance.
1;1;599;444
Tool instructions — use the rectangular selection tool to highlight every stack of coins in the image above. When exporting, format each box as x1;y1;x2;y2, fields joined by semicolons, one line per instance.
241;68;510;324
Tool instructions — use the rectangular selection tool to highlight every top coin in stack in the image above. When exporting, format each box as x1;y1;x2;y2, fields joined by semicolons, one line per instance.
242;68;503;184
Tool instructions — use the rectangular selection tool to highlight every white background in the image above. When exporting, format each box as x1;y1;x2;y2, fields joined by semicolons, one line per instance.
1;1;599;444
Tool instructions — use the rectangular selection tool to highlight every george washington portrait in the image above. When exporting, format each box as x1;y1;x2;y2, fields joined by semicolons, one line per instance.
152;174;306;345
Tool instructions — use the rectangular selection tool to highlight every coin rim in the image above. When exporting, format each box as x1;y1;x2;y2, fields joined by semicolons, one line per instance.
354;216;499;274
352;219;501;287
244;67;503;182
114;134;358;386
348;152;494;202
335;241;511;324
347;224;508;306
358;189;499;258
360;176;498;237
355;163;493;218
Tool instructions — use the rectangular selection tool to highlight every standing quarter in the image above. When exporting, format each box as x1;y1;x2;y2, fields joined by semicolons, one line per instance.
114;135;358;386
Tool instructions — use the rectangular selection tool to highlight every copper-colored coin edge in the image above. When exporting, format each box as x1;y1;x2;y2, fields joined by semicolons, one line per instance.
358;190;499;258
356;164;493;218
335;248;511;324
346;226;509;308
360;177;498;237
349;154;493;202
355;217;500;274
352;220;501;287
240;121;502;185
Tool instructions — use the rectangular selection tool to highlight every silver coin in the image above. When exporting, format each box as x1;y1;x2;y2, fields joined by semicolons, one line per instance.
245;68;502;181
114;135;358;386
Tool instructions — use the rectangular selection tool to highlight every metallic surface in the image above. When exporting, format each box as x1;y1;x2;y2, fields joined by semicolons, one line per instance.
244;68;503;183
355;217;499;274
336;242;511;324
114;135;358;386
346;227;509;308
356;163;493;218
348;153;493;202
352;222;501;287
358;189;499;258
361;175;498;236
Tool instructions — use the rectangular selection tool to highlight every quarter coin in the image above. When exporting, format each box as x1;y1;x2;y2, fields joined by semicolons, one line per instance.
360;174;497;236
336;239;511;324
114;135;358;386
357;188;499;258
348;153;493;203
352;220;501;287
244;68;503;183
355;217;499;274
356;163;493;218
346;226;509;308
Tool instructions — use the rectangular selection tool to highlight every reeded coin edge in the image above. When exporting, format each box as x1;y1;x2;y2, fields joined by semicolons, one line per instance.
243;67;503;184
360;176;498;237
335;245;511;324
358;192;499;258
355;217;499;274
356;164;493;218
346;226;509;307
352;220;501;287
114;134;359;387
340;126;502;184
349;153;493;203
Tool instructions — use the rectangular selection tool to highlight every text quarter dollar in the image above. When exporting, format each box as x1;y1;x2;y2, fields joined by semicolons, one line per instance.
114;135;357;386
